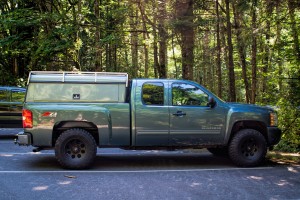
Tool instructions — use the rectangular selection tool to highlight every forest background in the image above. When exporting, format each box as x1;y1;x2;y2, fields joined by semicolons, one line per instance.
0;0;299;152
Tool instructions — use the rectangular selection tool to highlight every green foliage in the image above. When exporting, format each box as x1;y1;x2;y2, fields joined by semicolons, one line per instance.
276;65;300;153
0;0;299;152
276;105;300;153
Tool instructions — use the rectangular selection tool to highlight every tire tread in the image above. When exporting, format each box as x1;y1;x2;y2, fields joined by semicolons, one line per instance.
229;129;267;167
55;128;97;169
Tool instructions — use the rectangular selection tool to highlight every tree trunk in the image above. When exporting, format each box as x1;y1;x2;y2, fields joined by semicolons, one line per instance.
94;0;103;72
276;0;283;91
250;0;257;104
262;0;273;102
233;1;250;103
153;32;159;78
175;0;194;80
204;31;212;89
158;0;167;78
71;0;80;70
130;6;138;77
225;0;236;102
77;0;82;70
139;1;150;77
216;0;222;98
13;58;18;75
288;0;300;62
152;1;159;78
181;27;194;80
171;30;179;79
220;19;229;100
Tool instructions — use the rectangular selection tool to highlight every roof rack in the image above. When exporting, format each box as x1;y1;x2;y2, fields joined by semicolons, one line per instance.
28;71;129;86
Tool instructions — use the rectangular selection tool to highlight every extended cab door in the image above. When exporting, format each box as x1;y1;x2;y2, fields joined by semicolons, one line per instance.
133;80;169;146
169;81;227;146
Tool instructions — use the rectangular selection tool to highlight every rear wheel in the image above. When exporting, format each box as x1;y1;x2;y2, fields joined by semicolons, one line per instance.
55;128;97;169
229;129;267;167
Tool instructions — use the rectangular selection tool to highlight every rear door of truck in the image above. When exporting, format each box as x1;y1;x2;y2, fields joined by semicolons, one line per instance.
132;79;169;146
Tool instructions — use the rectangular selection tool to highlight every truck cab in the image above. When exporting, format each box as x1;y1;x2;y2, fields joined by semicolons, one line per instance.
131;79;227;147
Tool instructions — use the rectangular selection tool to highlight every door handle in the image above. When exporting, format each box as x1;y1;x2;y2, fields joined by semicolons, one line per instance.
173;111;186;117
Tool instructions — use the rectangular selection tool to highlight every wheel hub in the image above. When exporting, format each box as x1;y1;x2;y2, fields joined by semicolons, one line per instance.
72;145;80;154
242;138;258;157
65;139;86;159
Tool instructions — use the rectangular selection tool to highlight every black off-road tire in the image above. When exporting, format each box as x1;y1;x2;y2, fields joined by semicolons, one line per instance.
207;147;228;157
55;128;97;169
229;129;267;167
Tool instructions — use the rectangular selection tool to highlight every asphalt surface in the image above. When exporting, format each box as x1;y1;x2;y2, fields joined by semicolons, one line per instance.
0;128;300;200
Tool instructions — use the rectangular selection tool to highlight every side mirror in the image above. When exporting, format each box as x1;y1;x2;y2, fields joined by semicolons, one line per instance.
208;97;216;108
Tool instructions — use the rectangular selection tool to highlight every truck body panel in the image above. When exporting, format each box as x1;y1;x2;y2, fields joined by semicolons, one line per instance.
24;103;131;147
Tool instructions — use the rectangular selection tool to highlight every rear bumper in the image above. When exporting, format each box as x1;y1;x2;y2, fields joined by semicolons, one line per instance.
267;127;282;146
16;132;32;145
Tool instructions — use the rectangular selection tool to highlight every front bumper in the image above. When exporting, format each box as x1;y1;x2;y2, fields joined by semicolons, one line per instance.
267;127;282;146
16;132;32;146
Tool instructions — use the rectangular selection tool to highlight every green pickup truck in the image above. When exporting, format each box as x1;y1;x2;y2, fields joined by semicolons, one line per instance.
17;71;281;169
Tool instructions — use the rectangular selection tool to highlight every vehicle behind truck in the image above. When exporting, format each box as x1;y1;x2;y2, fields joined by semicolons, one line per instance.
17;71;282;169
0;86;26;128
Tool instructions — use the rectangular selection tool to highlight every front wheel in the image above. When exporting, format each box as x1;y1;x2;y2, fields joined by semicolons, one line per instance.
229;129;267;167
55;128;97;169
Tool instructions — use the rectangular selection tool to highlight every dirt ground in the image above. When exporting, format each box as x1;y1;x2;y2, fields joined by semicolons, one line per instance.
268;151;300;165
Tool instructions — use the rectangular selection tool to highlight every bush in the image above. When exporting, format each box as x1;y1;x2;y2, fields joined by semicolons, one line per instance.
275;67;300;153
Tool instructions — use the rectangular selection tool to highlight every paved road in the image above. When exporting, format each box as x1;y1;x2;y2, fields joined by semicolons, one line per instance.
0;129;300;200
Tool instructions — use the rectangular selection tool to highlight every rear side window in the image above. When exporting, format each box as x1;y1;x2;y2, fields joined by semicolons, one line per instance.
11;90;26;102
142;82;164;106
0;89;8;102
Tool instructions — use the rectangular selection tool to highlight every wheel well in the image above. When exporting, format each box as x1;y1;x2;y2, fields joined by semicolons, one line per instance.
52;121;99;146
230;121;268;142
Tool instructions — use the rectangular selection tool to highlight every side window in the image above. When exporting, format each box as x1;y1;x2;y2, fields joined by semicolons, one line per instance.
11;90;26;102
0;89;8;102
142;82;164;106
172;83;209;106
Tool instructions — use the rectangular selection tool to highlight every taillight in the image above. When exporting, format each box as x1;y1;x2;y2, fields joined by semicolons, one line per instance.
22;109;33;128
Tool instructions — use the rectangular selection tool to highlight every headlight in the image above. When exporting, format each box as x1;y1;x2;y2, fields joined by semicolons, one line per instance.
270;112;278;126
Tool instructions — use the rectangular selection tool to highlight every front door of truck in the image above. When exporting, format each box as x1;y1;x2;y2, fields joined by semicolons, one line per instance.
169;82;227;146
134;81;169;146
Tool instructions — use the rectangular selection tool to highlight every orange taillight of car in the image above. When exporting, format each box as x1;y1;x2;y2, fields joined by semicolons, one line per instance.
22;109;33;128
